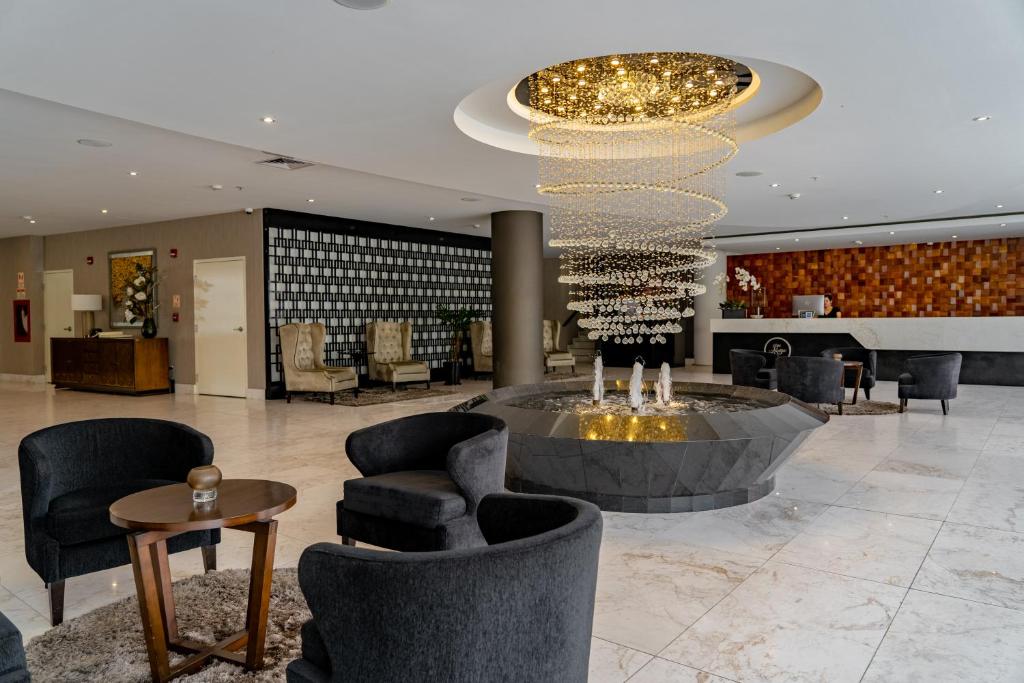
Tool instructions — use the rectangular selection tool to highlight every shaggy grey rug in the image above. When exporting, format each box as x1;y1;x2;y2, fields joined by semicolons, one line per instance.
821;400;901;416
26;568;308;682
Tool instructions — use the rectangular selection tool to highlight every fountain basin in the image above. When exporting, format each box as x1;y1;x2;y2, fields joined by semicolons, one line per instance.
452;381;828;513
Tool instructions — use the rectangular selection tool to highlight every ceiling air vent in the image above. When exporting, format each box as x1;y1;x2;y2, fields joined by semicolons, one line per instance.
256;156;315;171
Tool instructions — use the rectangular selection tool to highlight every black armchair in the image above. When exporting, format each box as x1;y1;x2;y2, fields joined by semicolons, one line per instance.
730;349;777;390
290;493;602;683
821;347;877;400
898;352;962;414
18;418;219;625
777;355;845;414
0;610;29;683
338;412;509;551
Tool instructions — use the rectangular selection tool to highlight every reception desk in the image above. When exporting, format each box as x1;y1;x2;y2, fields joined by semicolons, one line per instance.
711;317;1024;386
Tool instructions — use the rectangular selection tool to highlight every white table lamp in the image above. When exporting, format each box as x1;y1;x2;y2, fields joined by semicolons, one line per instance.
71;294;103;336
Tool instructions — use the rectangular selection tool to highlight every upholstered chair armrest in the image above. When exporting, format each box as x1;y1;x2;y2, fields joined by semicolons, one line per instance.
904;354;962;395
0;610;28;682
150;424;215;481
17;439;59;577
446;426;509;514
897;372;915;386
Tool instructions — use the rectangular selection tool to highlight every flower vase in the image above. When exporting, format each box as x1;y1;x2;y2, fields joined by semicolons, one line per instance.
141;317;157;339
750;289;766;319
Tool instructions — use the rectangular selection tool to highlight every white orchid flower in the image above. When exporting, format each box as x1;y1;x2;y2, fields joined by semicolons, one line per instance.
126;286;134;296
134;276;146;287
134;291;147;301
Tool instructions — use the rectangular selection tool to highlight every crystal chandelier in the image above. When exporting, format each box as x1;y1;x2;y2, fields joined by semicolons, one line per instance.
530;52;744;344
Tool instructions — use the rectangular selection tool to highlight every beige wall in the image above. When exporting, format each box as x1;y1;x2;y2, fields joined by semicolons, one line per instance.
42;211;265;390
542;257;578;345
0;236;45;376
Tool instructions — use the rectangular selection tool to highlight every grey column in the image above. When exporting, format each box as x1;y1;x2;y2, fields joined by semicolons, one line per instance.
491;210;544;388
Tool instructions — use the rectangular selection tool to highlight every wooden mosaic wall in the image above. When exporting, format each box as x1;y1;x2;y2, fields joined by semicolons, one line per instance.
726;238;1022;317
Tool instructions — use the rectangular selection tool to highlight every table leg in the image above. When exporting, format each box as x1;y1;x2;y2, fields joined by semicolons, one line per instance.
128;533;173;682
153;540;179;642
852;366;863;405
243;520;278;671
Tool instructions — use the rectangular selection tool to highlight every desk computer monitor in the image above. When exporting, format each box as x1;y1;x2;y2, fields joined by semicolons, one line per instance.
792;295;825;318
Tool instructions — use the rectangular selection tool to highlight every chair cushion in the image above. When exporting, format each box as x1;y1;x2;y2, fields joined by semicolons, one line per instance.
300;620;330;672
294;325;317;371
480;325;493;356
546;352;575;362
388;361;429;377
756;368;778;390
47;479;177;546
343;470;467;528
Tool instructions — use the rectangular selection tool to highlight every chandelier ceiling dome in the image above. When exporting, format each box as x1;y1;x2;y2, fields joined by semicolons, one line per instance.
528;52;749;345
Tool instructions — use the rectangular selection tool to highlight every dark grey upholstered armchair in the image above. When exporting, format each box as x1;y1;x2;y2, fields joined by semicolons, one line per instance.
338;412;509;552
730;349;778;390
18;418;219;626
820;347;877;400
777;355;845;414
0;610;29;683
290;493;602;683
898;352;962;415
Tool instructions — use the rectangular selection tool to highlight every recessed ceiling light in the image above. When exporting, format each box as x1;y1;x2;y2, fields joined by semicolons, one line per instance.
210;184;223;191
473;223;481;229
76;138;112;147
770;183;780;188
1000;223;1007;227
535;184;542;189
952;235;958;239
996;204;1004;208
794;238;800;242
775;247;781;250
428;216;435;221
788;193;801;200
460;197;480;202
972;115;991;121
933;189;943;194
307;198;315;203
854;240;864;245
29;220;36;224
101;209;108;214
842;216;849;220
261;116;276;124
889;231;895;235
21;215;32;220
128;170;138;176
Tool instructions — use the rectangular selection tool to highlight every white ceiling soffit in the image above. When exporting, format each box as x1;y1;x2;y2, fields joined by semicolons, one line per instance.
0;0;1023;242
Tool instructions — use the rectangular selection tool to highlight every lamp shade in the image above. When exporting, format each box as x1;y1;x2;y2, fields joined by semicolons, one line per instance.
71;294;103;311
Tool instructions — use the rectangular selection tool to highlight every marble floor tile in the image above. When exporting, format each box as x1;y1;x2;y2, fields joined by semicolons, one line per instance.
0;587;49;642
946;455;1024;533
775;506;940;586
652;495;828;561
587;637;652;683
876;443;982;480
593;539;762;654
630;657;735;683
861;590;1024;683
773;462;865;505
661;561;905;683
913;522;1024;610
834;470;964;520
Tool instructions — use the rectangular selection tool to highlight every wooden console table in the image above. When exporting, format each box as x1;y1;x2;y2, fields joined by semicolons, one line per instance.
51;337;170;394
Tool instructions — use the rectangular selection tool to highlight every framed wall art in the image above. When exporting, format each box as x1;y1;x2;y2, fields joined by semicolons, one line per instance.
109;249;156;327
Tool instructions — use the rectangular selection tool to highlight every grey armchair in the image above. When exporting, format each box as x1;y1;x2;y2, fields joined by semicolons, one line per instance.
19;418;219;625
898;352;962;414
730;349;777;389
777;356;845;414
289;493;602;683
0;610;28;683
338;413;509;551
821;347;877;400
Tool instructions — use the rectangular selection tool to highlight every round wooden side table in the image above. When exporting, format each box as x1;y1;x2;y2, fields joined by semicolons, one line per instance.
110;479;297;682
841;360;865;405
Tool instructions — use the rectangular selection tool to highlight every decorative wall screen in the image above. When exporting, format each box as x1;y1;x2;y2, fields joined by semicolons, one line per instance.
264;210;492;390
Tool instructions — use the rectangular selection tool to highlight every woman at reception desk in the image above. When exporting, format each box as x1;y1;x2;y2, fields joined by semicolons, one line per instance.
709;306;1024;386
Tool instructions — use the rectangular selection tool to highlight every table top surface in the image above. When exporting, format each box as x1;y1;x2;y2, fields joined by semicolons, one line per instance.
109;479;297;532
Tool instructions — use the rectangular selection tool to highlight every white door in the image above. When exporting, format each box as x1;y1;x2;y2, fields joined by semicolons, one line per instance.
43;270;75;382
194;257;248;397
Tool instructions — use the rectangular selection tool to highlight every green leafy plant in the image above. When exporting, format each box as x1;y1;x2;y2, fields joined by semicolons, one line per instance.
436;304;480;362
718;299;748;310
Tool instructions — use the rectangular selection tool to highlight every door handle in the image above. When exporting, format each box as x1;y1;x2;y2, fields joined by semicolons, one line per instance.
63;326;72;332
234;327;244;332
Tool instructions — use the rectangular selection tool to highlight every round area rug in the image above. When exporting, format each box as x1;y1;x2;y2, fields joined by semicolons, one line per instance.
820;400;901;416
26;568;307;682
306;385;451;406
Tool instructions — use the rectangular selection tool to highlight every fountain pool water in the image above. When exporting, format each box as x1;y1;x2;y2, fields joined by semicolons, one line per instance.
453;379;829;513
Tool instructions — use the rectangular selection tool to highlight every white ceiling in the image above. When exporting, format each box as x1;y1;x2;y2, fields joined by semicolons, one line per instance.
1;0;1023;253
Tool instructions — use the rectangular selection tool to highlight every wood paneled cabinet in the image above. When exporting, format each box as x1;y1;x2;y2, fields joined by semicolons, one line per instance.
51;338;170;394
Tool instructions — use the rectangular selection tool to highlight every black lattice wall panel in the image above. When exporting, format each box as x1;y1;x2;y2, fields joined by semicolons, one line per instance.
263;210;492;388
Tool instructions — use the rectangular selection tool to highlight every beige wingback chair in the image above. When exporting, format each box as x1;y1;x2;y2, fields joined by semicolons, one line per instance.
543;319;576;374
366;321;431;390
279;323;359;404
469;320;493;374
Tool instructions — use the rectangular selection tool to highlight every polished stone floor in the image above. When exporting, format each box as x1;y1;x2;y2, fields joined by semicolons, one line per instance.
2;368;1023;682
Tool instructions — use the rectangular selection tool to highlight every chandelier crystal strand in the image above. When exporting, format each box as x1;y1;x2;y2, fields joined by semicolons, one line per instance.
531;52;740;344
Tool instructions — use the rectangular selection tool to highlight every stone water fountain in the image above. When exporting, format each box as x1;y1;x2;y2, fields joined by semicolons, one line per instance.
453;355;829;513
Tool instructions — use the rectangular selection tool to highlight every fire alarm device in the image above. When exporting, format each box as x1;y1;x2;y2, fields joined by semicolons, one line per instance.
86;256;94;265
172;312;180;323
170;248;178;258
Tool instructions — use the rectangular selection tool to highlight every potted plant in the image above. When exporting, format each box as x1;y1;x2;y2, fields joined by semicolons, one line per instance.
124;262;161;337
713;272;748;319
436;304;479;385
733;267;765;318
